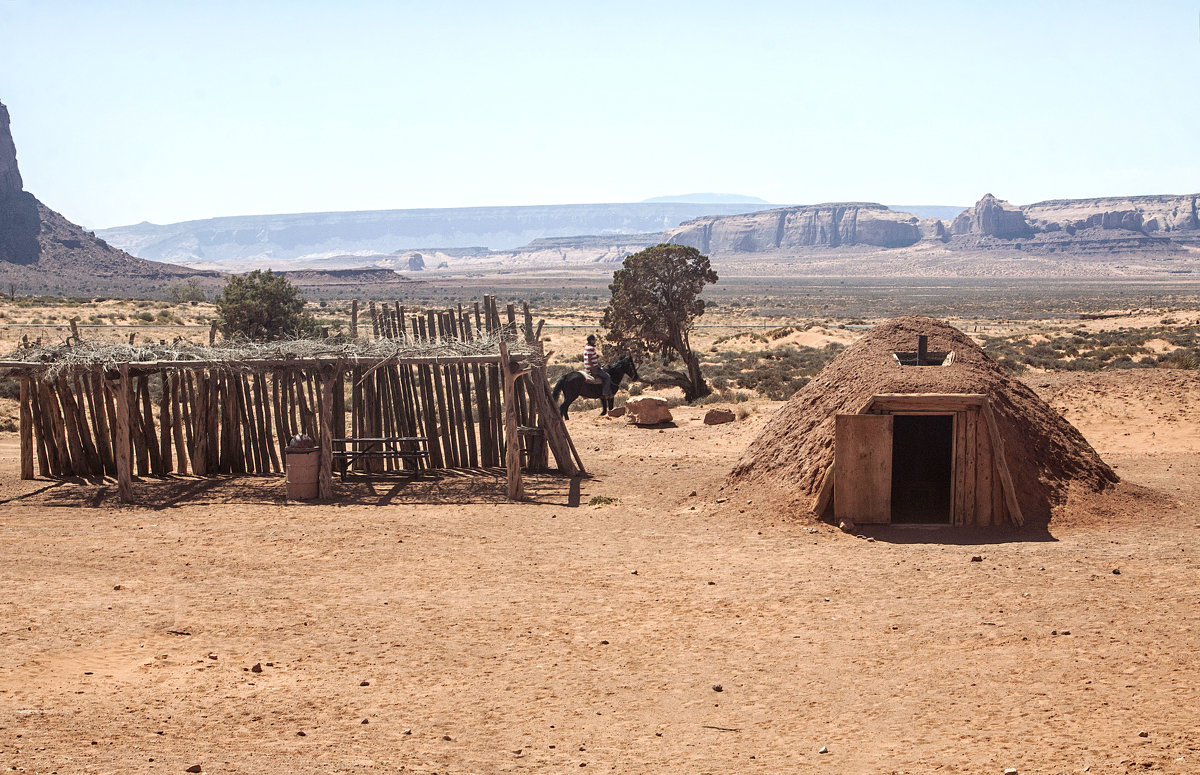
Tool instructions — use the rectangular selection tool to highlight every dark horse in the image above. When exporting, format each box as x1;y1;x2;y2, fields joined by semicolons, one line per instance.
551;355;640;420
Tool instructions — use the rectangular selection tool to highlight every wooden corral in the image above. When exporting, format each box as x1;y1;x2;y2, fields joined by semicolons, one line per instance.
817;393;1023;527
1;296;581;502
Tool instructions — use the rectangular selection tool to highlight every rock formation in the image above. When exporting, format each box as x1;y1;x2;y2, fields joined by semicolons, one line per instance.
0;101;21;194
950;194;1032;239
666;203;923;253
0;99;217;296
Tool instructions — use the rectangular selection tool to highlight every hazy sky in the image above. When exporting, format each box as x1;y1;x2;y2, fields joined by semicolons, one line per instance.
1;0;1197;228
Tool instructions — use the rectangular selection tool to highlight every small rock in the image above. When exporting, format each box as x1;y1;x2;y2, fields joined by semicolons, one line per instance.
207;653;218;660
689;491;697;497
838;519;855;533
1004;769;1018;775
607;406;626;418
185;766;203;774
707;581;716;585
703;408;735;425
443;735;452;741
360;680;370;686
250;663;262;673
1061;630;1071;635
1138;730;1149;737
361;718;369;724
818;746;828;754
631;570;638;575
403;729;412;735
600;640;609;645
971;556;983;562
113;584;123;590
712;684;723;692
296;731;306;737
1113;569;1121;575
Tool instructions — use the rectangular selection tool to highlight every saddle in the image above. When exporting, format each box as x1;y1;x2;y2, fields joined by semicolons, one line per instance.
576;369;603;384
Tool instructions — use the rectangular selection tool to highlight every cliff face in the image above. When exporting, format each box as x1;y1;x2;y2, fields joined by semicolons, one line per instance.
0;101;21;195
0;99;216;296
662;193;1200;257
666;203;924;253
1022;194;1199;236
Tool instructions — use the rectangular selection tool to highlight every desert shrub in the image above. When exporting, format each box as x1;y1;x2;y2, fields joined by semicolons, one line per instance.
216;270;316;341
167;278;207;304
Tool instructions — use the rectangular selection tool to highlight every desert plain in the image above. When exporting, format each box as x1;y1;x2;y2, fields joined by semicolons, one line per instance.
1;272;1199;775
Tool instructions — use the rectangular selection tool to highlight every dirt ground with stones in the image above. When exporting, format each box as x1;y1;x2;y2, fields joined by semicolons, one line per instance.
1;369;1199;774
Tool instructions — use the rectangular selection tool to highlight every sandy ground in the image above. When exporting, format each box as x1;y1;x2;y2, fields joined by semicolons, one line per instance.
1;371;1199;774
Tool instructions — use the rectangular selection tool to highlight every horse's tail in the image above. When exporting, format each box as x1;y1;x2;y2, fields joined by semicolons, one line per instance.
551;375;565;403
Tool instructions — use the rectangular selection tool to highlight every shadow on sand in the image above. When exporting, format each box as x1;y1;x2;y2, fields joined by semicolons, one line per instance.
23;468;584;510
855;523;1057;545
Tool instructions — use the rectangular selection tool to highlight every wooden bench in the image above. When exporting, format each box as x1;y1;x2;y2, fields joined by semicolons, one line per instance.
332;436;430;480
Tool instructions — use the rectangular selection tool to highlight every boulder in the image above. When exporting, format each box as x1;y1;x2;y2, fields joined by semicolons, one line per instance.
607;405;626;418
625;397;672;426
703;408;735;425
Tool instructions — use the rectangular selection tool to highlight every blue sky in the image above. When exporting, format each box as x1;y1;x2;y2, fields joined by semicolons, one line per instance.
1;0;1197;228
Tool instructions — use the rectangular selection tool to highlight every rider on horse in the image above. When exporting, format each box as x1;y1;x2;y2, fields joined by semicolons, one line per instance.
584;334;613;399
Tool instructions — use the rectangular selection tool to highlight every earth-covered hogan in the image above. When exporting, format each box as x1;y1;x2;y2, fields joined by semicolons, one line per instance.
729;316;1119;527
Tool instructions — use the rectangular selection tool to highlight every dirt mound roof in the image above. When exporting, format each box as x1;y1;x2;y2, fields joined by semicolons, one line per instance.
729;316;1117;525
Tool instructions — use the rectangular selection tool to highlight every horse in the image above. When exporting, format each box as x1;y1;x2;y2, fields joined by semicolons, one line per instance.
551;355;640;420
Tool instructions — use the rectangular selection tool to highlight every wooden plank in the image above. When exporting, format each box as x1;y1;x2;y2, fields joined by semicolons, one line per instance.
976;403;994;527
116;364;133;500
982;401;1024;527
834;413;893;524
812;462;835;517
953;411;966;526
964;409;978;525
18;377;33;479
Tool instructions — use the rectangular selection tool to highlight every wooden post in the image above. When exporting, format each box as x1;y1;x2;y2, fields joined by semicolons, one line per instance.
19;377;33;479
350;300;359;340
499;341;523;500
209;321;218;345
116;364;133;501
917;335;929;366
319;368;334;499
69;317;81;343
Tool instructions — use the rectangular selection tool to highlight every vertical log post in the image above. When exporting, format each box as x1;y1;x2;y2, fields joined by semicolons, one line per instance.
19;376;33;479
350;300;359;340
319;367;335;499
116;364;133;501
499;341;522;501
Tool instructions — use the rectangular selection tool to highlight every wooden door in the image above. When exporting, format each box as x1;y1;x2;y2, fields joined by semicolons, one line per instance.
834;413;893;524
